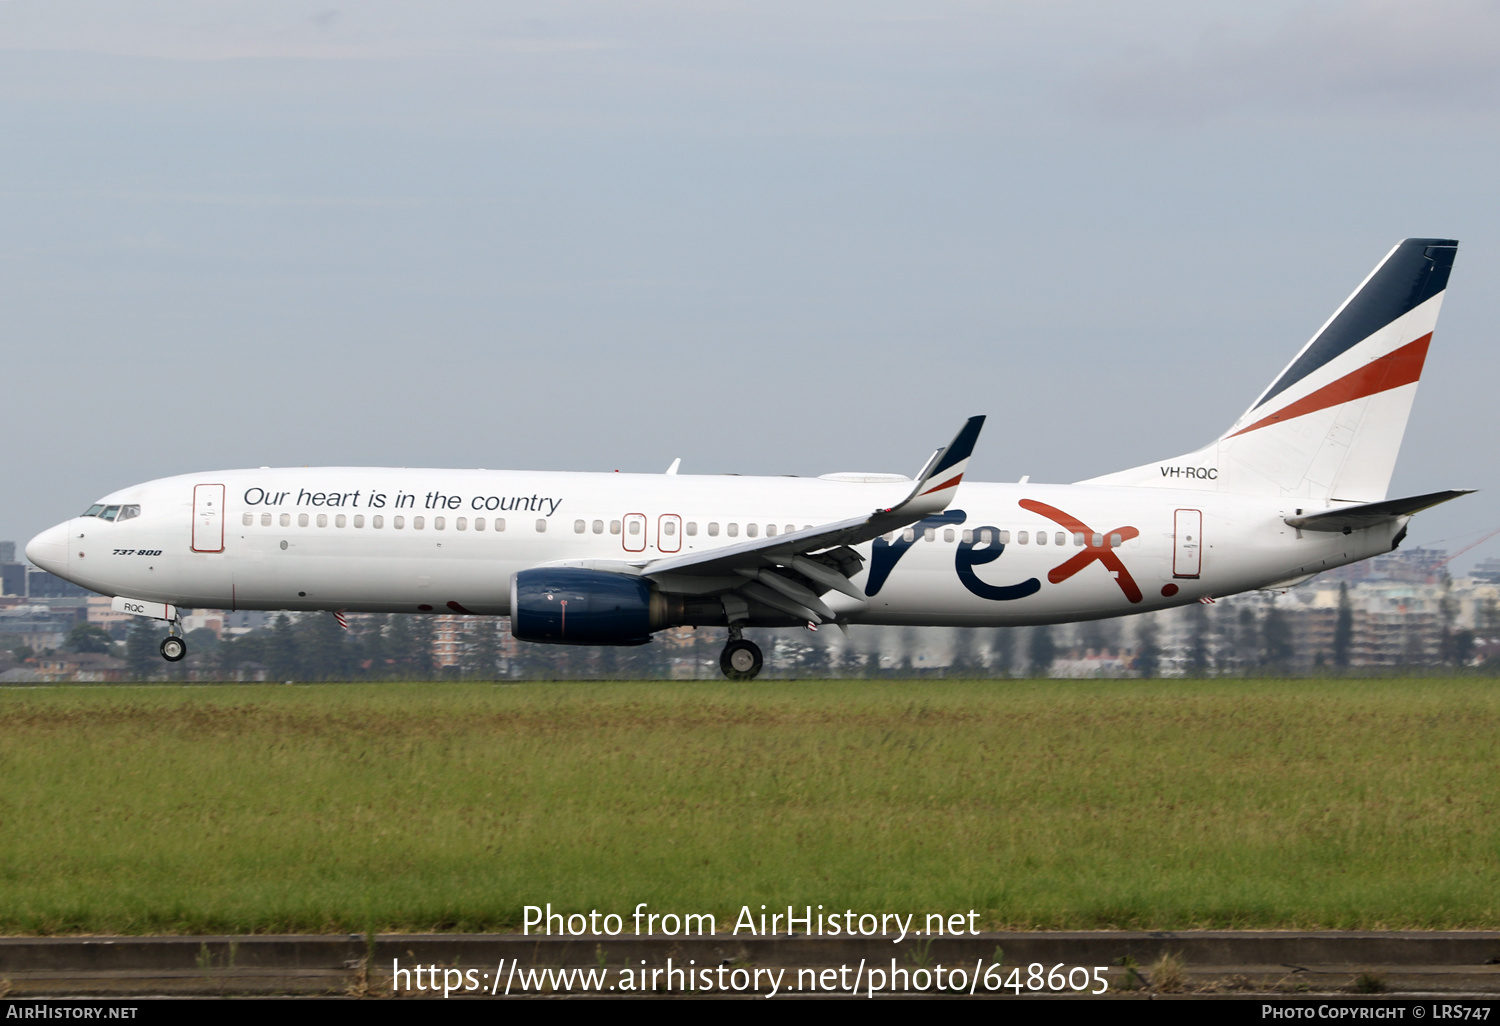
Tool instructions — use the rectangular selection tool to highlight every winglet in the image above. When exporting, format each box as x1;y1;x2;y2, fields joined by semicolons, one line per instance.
886;416;985;518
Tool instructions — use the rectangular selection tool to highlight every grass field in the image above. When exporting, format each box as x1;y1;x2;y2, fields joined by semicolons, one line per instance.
1;678;1497;935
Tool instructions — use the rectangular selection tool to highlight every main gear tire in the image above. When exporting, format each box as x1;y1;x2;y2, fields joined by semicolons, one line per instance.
719;639;764;680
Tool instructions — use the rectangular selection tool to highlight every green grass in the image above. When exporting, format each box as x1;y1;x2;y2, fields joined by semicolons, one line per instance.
0;678;1497;935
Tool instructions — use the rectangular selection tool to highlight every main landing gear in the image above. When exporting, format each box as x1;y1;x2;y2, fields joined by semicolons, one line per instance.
719;628;763;681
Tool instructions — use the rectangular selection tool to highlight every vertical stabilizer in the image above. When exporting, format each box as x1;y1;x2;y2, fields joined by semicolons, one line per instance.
1082;238;1457;502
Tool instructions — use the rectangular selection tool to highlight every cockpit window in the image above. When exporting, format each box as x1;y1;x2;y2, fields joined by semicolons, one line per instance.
81;503;140;521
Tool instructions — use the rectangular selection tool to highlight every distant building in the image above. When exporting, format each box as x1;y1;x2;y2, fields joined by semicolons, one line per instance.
87;595;132;629
1;563;24;597
1317;546;1451;585
433;614;464;668
34;652;127;682
182;610;225;638
1;560;97;600
0;605;70;652
1471;557;1500;585
24;567;96;599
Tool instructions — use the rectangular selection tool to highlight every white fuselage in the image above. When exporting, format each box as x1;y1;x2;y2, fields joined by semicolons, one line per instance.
31;467;1398;627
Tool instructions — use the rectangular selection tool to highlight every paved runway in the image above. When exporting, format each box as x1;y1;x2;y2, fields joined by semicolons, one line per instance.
2;932;1499;998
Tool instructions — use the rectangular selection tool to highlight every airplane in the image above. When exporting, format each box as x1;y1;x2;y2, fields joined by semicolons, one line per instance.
26;238;1471;680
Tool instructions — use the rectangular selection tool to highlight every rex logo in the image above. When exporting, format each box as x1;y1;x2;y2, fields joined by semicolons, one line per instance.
1017;499;1143;603
864;502;1142;604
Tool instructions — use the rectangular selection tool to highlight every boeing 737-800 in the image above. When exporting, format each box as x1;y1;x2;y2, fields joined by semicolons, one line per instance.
27;238;1471;679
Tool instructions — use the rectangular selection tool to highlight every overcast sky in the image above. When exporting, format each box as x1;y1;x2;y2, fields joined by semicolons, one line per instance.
5;1;1499;569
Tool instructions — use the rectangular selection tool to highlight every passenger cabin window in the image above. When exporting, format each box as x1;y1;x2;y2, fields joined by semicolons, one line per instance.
575;520;586;534
1055;532;1066;546
998;530;1010;544
923;528;935;542
708;522;720;537
1017;531;1028;544
962;529;973;544
299;514;309;527
242;513;253;526
434;517;445;530
474;517;484;531
746;524;759;538
495;518;506;531
394;516;405;529
354;515;364;528
261;513;272;527
373;516;384;528
1073;532;1084;546
536;519;547;532
456;517;466;531
902;528;915;543
664;521;676;536
414;516;425;530
281;513;291;527
317;514;328;528
628;520;640;535
686;522;697;536
1109;533;1121;548
944;528;955;543
766;524;776;537
786;525;796;536
335;514;346;528
610;520;621;535
1036;531;1047;545
593;520;604;534
727;523;739;538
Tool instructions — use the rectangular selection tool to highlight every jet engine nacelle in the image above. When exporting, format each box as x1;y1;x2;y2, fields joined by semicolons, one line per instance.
510;568;682;645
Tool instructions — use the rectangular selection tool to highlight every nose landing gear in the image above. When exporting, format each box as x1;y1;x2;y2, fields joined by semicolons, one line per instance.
159;617;187;662
719;635;763;680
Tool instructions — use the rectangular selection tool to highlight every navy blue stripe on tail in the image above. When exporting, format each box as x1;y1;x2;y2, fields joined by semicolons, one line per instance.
1254;238;1457;409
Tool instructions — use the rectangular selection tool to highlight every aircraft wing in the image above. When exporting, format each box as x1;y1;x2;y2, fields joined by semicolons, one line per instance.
1283;488;1475;532
635;416;985;623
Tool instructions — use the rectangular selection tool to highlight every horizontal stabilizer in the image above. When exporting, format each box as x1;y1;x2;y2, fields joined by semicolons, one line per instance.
1284;489;1474;532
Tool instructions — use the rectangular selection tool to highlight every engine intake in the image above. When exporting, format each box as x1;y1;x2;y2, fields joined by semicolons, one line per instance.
510;568;681;645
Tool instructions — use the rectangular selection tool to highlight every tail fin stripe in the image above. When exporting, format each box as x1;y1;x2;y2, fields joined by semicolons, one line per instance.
919;473;964;497
1252;239;1455;410
1229;332;1431;438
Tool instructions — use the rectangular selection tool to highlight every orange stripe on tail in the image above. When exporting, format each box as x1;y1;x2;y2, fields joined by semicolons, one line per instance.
919;473;963;497
1231;334;1431;438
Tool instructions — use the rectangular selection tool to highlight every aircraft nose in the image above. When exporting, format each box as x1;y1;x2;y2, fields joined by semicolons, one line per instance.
25;522;70;577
